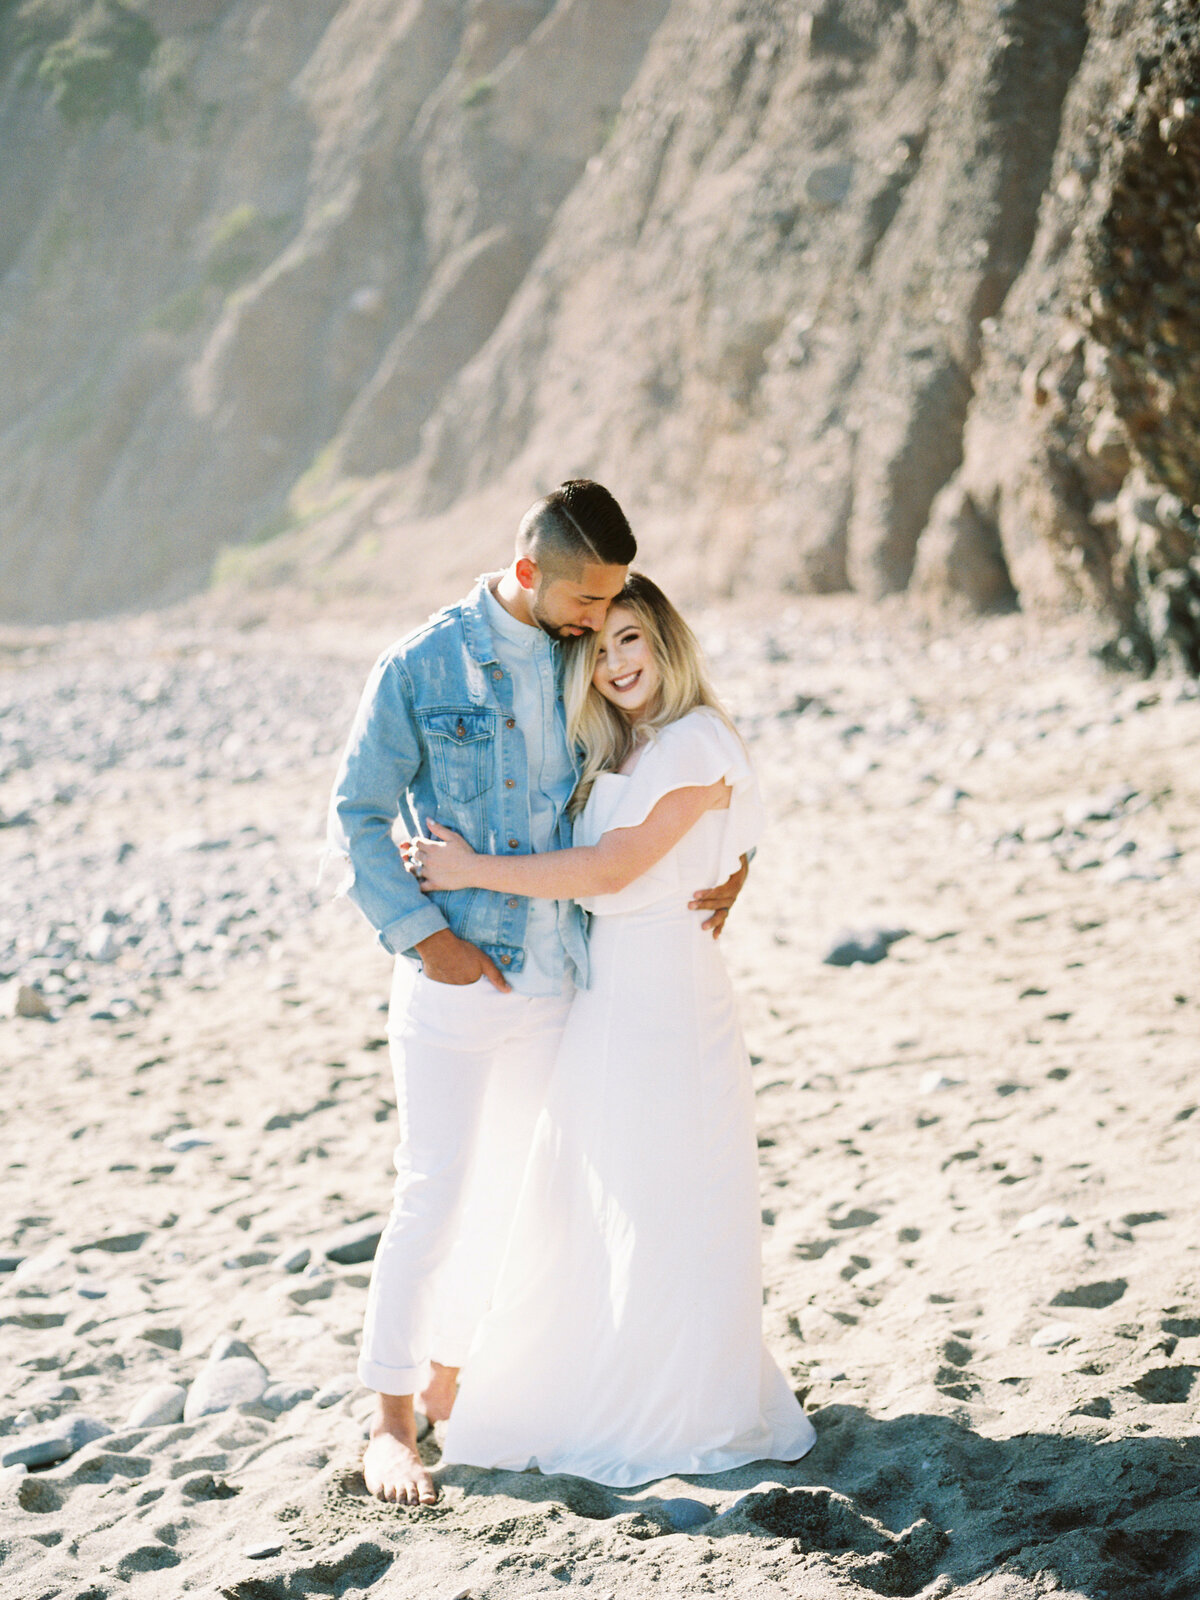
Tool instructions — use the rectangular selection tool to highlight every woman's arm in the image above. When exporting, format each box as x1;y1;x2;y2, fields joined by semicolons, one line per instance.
418;781;730;899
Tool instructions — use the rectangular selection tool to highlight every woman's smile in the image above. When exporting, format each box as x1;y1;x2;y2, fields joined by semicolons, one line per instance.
593;606;660;716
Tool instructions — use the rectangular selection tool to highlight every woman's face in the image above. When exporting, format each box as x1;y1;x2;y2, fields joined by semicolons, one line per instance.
592;605;660;719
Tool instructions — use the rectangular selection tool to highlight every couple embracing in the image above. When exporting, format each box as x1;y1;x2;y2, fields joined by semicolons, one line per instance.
328;480;816;1505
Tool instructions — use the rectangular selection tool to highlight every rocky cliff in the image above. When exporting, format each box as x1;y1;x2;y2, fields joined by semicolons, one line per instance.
1;0;1198;667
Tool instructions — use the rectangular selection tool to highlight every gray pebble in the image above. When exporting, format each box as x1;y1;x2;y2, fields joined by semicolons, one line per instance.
822;926;910;967
1;1434;73;1469
261;1381;317;1414
322;1219;384;1265
164;1130;214;1152
312;1373;358;1409
931;783;968;813
28;1382;78;1404
3;983;51;1020
183;1357;269;1421
139;1324;183;1351
657;1496;714;1530
126;1383;187;1428
276;1246;311;1275
62;1413;113;1449
0;1255;24;1274
208;1333;259;1364
72;1229;149;1255
84;927;119;963
1;1412;112;1469
243;1539;285;1560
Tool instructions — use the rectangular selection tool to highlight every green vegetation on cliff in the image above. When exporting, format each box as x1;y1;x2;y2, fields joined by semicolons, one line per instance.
3;0;158;124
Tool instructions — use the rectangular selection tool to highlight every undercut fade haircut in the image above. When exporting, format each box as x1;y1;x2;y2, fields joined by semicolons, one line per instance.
517;480;637;578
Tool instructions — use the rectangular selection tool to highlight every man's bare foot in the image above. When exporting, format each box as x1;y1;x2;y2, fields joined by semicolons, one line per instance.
363;1393;437;1506
418;1361;460;1423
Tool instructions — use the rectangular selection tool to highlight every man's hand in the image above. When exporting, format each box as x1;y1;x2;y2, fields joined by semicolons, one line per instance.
415;928;510;992
688;853;750;940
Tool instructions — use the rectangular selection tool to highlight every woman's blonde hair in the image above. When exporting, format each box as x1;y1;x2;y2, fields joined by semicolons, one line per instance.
563;572;735;815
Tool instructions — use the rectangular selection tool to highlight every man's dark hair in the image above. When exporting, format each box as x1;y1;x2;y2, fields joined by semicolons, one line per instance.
517;480;636;576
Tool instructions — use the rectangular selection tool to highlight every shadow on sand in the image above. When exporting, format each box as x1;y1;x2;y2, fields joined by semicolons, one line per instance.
430;1403;1200;1598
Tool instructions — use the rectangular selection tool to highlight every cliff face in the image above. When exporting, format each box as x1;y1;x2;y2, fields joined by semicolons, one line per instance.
1;0;1198;667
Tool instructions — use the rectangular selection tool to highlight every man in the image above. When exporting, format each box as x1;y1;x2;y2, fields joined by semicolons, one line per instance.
328;480;746;1506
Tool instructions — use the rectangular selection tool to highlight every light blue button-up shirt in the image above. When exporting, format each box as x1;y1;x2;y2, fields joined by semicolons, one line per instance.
482;583;578;996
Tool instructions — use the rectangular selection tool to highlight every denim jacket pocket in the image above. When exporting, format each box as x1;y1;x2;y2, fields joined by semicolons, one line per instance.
417;708;497;803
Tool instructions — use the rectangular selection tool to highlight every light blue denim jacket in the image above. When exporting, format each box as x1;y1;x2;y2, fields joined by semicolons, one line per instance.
327;577;590;983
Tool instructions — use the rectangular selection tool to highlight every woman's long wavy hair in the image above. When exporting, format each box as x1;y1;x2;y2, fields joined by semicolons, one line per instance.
563;572;735;816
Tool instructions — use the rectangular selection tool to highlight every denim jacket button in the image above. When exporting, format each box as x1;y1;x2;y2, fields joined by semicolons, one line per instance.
492;669;503;681
505;718;516;729
505;778;515;788
507;897;519;909
508;838;519;848
499;954;512;965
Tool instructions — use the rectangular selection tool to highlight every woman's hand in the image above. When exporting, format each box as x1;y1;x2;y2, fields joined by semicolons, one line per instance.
412;819;481;893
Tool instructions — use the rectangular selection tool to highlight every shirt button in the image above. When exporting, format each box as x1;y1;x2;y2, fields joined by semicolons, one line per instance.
505;778;515;788
508;838;519;849
492;669;503;681
507;897;519;909
506;718;516;729
499;954;512;965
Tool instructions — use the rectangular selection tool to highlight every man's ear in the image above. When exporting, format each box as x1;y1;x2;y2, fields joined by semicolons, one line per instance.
514;555;539;591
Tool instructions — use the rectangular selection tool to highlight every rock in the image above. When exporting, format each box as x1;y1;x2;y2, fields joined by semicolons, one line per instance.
1063;789;1135;828
127;1383;187;1428
139;1324;183;1351
276;1246;311;1274
1;1412;112;1469
1;1434;73;1469
28;1381;78;1404
313;1374;358;1409
822;926;910;967
657;1496;714;1531
0;1255;25;1274
243;1539;285;1560
2;983;52;1020
322;1219;385;1265
261;1381;317;1414
1014;1206;1077;1233
931;784;969;813
208;1334;259;1364
164;1130;214;1152
918;1071;962;1094
281;1277;334;1306
805;160;855;208
183;1357;269;1421
1031;1322;1079;1349
61;1413;112;1449
83;926;119;963
71;1230;149;1255
75;1282;108;1299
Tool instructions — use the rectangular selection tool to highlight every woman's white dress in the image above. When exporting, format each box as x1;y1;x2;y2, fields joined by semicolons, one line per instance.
440;708;816;1487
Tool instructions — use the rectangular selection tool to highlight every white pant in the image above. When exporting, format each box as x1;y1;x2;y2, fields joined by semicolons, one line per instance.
357;969;571;1395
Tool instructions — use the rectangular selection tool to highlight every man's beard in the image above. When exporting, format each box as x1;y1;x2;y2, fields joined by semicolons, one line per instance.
530;597;593;641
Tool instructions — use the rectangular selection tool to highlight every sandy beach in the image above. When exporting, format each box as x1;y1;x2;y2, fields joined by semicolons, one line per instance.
2;596;1198;1599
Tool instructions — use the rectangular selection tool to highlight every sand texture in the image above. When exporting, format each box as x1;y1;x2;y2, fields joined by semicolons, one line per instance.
1;599;1198;1599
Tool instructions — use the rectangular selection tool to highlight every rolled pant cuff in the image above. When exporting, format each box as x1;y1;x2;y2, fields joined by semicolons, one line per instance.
357;1355;424;1395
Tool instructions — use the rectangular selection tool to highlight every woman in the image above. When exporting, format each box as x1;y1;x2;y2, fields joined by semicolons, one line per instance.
413;574;816;1486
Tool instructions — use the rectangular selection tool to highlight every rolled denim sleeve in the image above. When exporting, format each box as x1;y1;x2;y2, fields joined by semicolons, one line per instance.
327;652;448;957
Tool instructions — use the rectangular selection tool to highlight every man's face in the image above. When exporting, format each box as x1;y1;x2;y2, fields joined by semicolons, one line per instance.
530;561;629;639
